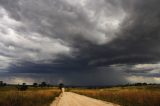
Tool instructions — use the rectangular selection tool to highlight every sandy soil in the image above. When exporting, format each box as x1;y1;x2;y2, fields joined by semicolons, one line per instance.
50;92;120;106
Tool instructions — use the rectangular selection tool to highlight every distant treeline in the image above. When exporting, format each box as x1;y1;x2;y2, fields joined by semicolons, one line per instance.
63;83;160;89
0;81;53;87
0;81;56;91
0;80;159;89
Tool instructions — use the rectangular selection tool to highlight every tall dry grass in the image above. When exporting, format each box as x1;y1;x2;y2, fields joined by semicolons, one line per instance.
72;86;160;106
0;88;60;106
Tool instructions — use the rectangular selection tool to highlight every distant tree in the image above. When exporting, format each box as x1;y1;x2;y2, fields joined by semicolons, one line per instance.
3;83;7;86
0;81;3;86
22;83;26;86
59;83;64;89
134;83;140;86
0;81;7;87
17;83;28;91
142;83;147;85
33;83;38;87
40;82;47;87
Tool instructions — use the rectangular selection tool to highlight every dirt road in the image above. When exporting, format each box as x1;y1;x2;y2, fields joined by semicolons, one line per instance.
50;92;120;106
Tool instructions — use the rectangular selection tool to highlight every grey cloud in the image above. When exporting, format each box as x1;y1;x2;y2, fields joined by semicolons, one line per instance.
0;6;72;70
0;0;160;85
0;0;125;44
2;65;127;85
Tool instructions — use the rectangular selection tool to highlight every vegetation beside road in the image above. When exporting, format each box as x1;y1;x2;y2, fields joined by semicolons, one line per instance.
0;82;160;106
0;86;60;106
71;85;160;106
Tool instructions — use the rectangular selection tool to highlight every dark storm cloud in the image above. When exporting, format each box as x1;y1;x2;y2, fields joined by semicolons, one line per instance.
81;0;160;66
0;0;160;85
6;64;127;85
0;0;125;44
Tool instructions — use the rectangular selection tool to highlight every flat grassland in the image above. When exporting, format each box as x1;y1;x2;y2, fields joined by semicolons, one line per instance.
0;86;60;106
71;85;160;106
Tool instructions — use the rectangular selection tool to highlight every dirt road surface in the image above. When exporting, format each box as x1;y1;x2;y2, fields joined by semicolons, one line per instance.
50;92;120;106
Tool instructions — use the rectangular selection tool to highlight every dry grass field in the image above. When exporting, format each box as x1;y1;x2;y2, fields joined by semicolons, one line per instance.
0;85;159;106
71;85;160;106
0;86;60;106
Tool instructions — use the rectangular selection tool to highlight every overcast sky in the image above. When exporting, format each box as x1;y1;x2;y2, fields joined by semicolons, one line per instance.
0;0;160;85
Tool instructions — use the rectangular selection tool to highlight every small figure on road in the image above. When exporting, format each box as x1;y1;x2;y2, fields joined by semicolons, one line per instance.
62;87;65;93
59;83;65;93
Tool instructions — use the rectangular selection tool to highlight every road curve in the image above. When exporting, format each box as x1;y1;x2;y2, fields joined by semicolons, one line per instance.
50;92;120;106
